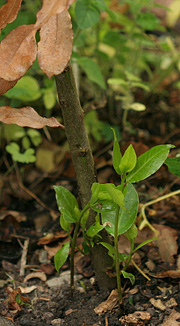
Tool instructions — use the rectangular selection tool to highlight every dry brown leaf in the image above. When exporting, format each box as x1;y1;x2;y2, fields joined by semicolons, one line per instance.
0;106;64;129
0;25;37;81
35;0;68;28
119;311;151;325
0;0;22;31
162;309;180;326
150;298;166;311
18;285;37;294
38;11;73;78
94;289;119;315
24;271;47;282
0;77;18;95
154;224;178;264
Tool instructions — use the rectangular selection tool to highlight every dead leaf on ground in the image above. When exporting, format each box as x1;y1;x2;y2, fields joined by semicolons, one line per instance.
94;289;119;315
150;297;178;311
24;271;47;282
0;107;64;129
0;25;37;81
0;0;22;31
119;311;151;325
6;286;30;311
154;224;178;264
162;309;180;326
0;77;18;95
38;11;73;78
0;210;26;222
18;285;37;294
38;231;69;245
149;269;180;279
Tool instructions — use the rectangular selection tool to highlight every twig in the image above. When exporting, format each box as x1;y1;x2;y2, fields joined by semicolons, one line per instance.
20;238;29;277
131;259;151;281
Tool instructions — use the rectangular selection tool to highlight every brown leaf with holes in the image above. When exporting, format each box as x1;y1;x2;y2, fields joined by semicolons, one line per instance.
35;0;68;28
38;11;73;78
0;25;37;81
0;107;64;129
0;0;22;31
0;77;18;95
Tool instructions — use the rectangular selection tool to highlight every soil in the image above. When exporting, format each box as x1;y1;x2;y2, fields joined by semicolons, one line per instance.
0;89;180;325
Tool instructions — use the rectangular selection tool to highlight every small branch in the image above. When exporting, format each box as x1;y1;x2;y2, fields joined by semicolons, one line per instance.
20;238;29;277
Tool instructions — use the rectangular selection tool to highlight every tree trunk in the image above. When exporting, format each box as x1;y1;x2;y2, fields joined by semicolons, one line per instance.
55;64;116;290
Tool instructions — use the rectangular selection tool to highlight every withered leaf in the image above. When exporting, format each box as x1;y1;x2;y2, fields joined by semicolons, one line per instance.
0;107;64;129
0;0;22;31
0;25;37;81
35;0;68;28
0;77;18;95
154;224;178;264
38;11;73;78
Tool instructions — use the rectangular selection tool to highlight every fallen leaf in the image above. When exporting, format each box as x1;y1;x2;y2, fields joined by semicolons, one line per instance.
18;285;37;294
0;210;26;222
150;298;166;311
162;309;180;326
0;25;37;81
0;107;64;129
38;11;73;78
119;311;151;325
38;231;68;245
6;286;30;311
24;271;47;282
0;0;22;31
154;224;178;264
0;77;18;95
94;289;119;315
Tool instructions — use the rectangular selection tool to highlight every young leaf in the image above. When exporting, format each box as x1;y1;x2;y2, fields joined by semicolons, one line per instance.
60;214;71;233
102;183;138;236
54;185;80;223
122;270;135;285
119;144;137;175
86;222;104;238
54;242;70;273
124;223;138;241
133;238;157;253
111;128;121;175
127;145;175;183
165;157;180;177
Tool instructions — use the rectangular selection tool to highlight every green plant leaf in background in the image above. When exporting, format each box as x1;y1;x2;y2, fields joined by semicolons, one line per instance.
102;183;138;236
27;129;42;147
75;0;101;29
54;242;70;273
43;89;56;110
112;128;122;175
54;186;80;223
127;145;175;183
6;142;36;163
76;57;106;89
165;156;180;177
4;76;41;102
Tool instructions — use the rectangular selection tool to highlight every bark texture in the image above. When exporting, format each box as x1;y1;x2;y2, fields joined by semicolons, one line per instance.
55;65;116;290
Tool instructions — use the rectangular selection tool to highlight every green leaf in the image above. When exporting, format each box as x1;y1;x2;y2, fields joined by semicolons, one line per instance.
54;186;80;223
112;128;121;175
5;76;41;101
91;201;117;213
133;238;157;253
124;223;137;241
43;90;56;110
27;129;42;147
80;208;90;230
127;145;175;183
86;222;104;237
122;270;135;285
100;242;128;261
102;183;138;236
119;144;137;175
165;157;180;177
60;214;71;233
6;142;36;163
104;184;124;208
137;12;160;31
76;57;106;89
75;0;100;29
54;242;70;273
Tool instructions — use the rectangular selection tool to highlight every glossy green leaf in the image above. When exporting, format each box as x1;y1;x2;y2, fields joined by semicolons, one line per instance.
165;157;180;177
133;238;157;253
76;57;106;89
75;0;100;29
127;145;175;183
54;242;70;273
102;183;138;236
119;144;137;174
91;201;117;213
54;186;80;223
86;222;104;237
122;270;135;285
104;184;124;208
112;128;121;175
